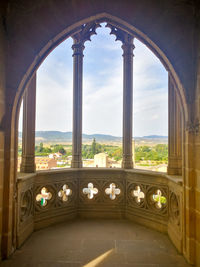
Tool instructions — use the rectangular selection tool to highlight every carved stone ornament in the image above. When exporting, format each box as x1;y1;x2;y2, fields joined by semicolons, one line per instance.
83;183;98;199
36;187;52;207
186;119;200;135
127;182;146;208
106;23;135;51
169;191;180;226
58;184;72;202
20;189;33;222
106;23;134;46
72;22;101;44
105;183;121;200
132;186;145;203
152;189;167;209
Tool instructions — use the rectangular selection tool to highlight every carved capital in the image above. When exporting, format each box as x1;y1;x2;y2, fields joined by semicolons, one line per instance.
122;154;133;169
72;43;85;56
186;119;200;135
121;43;135;56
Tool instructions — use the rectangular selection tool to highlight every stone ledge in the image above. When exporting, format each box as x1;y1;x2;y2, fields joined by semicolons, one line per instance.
17;168;183;184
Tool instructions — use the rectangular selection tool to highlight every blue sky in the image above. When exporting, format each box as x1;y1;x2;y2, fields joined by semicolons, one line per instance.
19;24;168;137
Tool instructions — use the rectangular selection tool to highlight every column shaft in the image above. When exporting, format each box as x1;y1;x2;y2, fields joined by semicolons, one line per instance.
71;42;84;168
122;36;134;169
20;74;36;173
168;74;182;175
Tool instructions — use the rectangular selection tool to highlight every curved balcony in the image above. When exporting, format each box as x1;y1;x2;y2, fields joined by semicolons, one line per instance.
17;168;183;255
3;218;190;266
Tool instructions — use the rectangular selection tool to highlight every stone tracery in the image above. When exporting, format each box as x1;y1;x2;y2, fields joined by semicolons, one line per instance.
20;21;182;174
105;183;121;200
36;187;52;207
17;19;184;262
132;185;145;203
83;182;98;199
20;21;137;171
152;189;167;209
58;184;72;202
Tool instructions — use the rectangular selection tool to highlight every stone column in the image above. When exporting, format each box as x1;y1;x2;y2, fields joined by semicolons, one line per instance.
70;23;101;168
20;74;36;173
71;38;85;168
168;74;182;175
122;34;135;169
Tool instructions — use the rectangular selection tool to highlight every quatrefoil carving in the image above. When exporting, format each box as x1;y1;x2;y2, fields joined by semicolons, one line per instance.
105;183;121;200
58;184;72;202
83;183;98;199
132;186;145;203
36;187;52;207
152;189;167;209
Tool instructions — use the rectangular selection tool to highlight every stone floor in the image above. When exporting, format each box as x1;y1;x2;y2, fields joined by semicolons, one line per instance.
0;219;191;267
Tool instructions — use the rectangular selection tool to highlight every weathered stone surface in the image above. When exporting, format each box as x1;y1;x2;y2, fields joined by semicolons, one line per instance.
0;219;191;267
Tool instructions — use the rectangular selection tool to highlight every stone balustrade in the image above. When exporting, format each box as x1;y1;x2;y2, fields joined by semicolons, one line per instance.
17;168;183;253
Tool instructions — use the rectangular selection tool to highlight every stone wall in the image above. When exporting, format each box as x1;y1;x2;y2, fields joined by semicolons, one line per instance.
0;15;6;261
194;28;200;266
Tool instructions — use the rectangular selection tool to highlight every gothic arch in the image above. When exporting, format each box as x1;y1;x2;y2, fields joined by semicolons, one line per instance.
3;12;191;260
13;13;188;128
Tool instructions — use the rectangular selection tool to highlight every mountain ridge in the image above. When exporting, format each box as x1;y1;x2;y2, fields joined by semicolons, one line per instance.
18;131;167;143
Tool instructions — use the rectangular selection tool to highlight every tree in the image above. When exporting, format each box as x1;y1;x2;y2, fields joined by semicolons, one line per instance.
43;147;52;153
91;138;97;155
134;144;168;162
52;144;65;153
38;142;44;152
112;147;122;161
58;147;66;155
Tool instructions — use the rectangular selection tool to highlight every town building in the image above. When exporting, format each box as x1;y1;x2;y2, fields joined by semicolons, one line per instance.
49;152;62;159
35;157;57;170
94;153;109;167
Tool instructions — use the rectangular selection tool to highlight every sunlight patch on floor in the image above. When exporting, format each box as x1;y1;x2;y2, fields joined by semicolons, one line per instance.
83;248;114;267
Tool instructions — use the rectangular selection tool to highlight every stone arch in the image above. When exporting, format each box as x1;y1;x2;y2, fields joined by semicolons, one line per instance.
13;13;188;127
3;11;190;259
12;12;188;175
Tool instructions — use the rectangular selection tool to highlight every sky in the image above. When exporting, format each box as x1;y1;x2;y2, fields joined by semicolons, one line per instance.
19;23;168;137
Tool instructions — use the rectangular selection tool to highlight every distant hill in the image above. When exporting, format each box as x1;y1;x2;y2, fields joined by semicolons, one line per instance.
18;131;122;143
18;131;168;144
138;135;168;139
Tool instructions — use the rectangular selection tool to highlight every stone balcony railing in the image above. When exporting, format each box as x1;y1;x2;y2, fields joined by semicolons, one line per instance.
17;168;183;254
